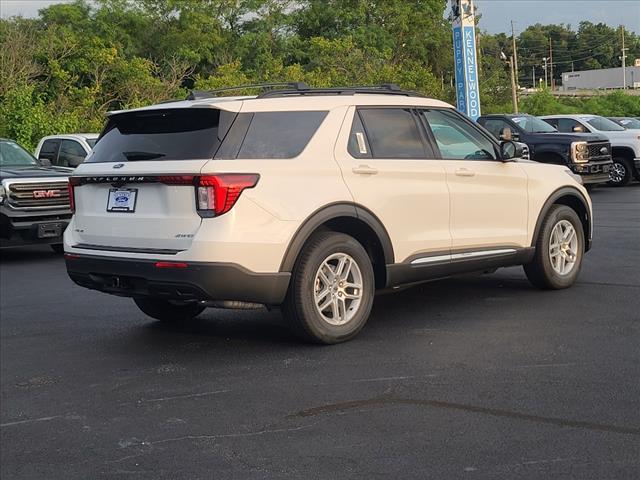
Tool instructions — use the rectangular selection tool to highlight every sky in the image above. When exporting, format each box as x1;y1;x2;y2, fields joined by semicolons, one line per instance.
1;0;639;34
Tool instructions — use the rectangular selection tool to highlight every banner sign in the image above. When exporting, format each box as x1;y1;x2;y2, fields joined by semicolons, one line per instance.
451;0;481;120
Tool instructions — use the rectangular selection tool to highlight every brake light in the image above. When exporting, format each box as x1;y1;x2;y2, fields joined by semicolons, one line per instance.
68;177;81;213
196;174;260;217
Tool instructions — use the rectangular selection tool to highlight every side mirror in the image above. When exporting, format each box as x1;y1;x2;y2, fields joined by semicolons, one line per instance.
500;140;523;161
499;127;513;141
572;125;585;133
39;158;52;167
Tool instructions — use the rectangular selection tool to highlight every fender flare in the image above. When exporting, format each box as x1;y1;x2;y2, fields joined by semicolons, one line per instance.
279;202;395;272
531;187;592;252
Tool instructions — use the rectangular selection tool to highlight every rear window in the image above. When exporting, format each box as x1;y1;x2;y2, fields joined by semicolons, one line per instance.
88;109;232;163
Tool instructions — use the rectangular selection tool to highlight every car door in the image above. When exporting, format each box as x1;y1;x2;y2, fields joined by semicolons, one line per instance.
419;108;529;251
58;139;88;167
334;106;451;264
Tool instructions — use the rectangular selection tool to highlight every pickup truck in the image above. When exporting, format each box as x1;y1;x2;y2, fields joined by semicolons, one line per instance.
478;114;613;186
1;139;72;252
540;114;640;186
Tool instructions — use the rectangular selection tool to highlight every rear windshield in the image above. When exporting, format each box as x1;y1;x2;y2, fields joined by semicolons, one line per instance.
87;109;229;162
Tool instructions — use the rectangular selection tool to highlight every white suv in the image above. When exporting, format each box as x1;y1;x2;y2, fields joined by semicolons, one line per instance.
64;84;593;343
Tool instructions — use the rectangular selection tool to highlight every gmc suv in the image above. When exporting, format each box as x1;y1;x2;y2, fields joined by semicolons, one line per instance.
64;84;593;343
1;139;72;251
477;114;612;186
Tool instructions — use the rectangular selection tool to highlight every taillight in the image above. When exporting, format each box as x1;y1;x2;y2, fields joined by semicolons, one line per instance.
196;174;260;217
68;177;81;213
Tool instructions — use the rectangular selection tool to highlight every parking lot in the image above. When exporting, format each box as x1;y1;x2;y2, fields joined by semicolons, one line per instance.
1;185;639;479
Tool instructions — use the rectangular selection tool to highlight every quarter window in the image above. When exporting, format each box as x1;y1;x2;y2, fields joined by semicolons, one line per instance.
358;108;426;159
421;109;497;160
237;111;328;159
347;111;371;158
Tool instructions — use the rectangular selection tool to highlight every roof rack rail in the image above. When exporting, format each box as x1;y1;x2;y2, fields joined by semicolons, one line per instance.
186;82;310;100
256;83;424;99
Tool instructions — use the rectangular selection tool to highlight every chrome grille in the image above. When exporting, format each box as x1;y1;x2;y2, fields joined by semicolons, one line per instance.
5;179;70;211
587;142;611;160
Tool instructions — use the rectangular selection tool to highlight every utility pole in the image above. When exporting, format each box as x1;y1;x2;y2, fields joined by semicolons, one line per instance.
511;20;519;87
549;37;554;91
543;57;548;88
509;55;518;113
621;26;628;89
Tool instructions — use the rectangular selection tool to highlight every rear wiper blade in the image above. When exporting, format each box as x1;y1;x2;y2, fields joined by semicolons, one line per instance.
122;151;166;160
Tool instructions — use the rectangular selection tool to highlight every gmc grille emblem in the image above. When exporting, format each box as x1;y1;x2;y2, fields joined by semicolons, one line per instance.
33;189;62;198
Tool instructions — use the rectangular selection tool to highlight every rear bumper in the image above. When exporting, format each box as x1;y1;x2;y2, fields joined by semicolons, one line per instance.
65;254;291;305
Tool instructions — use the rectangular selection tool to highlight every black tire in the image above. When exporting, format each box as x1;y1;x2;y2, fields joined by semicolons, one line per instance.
50;244;64;254
134;298;205;322
524;205;584;290
283;231;375;344
608;157;632;186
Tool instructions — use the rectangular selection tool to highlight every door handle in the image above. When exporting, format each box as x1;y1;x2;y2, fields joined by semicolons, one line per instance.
455;168;475;177
352;165;379;175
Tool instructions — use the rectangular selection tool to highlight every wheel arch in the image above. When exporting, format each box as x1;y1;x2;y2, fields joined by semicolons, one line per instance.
532;187;592;252
611;146;635;161
279;203;394;289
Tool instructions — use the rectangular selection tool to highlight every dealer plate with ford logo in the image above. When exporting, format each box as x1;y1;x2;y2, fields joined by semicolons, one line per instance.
107;188;138;213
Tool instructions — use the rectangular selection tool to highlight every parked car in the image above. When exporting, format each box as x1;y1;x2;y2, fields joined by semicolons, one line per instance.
608;117;640;130
477;114;612;186
540;115;640;186
64;83;593;344
35;134;99;169
1;138;72;251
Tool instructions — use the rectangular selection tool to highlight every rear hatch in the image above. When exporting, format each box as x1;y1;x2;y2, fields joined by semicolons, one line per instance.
71;107;235;253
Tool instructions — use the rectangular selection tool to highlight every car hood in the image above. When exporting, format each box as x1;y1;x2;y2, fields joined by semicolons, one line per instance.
0;165;72;180
534;132;609;143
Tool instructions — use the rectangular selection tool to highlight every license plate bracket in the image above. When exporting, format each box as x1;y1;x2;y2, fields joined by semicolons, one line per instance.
37;222;63;238
107;188;138;213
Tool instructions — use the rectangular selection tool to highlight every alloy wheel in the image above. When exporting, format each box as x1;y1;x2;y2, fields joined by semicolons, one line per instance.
313;253;363;325
548;219;578;276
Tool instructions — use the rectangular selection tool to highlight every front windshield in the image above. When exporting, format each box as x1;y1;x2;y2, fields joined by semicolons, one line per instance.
586;117;626;132
615;118;640;129
511;115;557;133
0;140;39;167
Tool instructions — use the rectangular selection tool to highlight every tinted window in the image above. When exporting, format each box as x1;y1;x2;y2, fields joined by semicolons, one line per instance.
0;140;38;166
88;109;229;163
586;117;625;132
237;111;327;159
58;140;87;167
39;139;60;162
347;111;372;158
482;119;512;139
358;108;425;159
422;109;497;160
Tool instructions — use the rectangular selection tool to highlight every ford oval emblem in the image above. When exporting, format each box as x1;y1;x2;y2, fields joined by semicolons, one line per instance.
113;163;125;169
600;147;608;155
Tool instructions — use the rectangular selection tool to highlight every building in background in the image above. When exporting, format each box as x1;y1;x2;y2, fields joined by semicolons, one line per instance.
562;63;640;91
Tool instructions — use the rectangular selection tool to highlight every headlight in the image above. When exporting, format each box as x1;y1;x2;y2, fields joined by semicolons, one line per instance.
564;168;583;185
571;141;589;163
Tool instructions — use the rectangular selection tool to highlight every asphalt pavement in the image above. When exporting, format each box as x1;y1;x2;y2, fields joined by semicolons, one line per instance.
1;185;639;479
